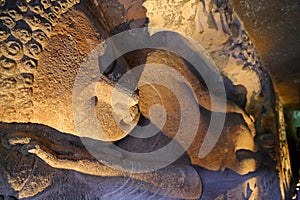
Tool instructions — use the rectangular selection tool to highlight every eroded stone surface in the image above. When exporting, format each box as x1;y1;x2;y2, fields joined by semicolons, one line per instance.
0;0;276;144
0;1;140;141
230;0;300;107
141;0;277;137
0;0;79;122
0;0;284;199
0;123;202;199
127;49;257;175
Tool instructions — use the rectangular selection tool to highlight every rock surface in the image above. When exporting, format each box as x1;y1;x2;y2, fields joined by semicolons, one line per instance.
230;0;300;107
0;0;286;199
0;1;140;141
0;122;202;199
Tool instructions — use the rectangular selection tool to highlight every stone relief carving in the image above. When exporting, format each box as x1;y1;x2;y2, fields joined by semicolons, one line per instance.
0;123;202;199
143;0;276;136
0;0;282;199
0;0;140;141
0;0;79;122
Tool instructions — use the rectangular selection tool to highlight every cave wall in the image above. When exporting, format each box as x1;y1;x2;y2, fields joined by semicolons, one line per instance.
276;100;293;199
0;0;294;199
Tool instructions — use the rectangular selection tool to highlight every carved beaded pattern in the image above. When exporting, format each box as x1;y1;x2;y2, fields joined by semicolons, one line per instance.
0;0;80;120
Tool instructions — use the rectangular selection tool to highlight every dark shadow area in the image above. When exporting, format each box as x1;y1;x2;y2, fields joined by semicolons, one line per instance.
0;122;193;199
0;121;282;199
285;110;300;177
195;153;281;200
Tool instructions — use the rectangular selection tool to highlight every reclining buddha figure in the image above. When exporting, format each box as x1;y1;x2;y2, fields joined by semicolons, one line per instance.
0;0;281;199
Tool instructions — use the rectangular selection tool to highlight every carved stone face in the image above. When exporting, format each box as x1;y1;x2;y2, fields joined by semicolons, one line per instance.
0;2;140;142
0;0;278;199
1;0;267;170
128;49;258;175
117;0;271;175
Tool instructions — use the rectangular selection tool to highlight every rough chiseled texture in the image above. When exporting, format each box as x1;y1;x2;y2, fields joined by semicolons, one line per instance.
0;122;202;199
0;0;285;199
0;0;140;141
0;0;79;121
142;0;277;139
230;0;300;107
